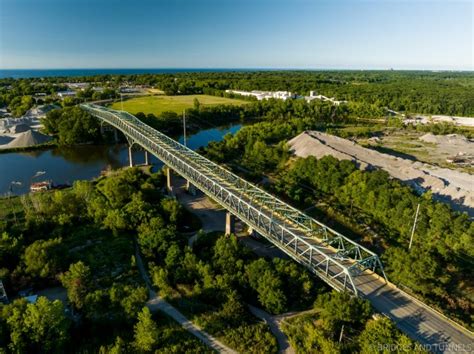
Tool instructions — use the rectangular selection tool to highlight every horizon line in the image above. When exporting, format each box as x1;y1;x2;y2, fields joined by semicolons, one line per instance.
1;67;473;72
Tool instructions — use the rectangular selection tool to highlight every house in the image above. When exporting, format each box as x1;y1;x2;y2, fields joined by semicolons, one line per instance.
304;91;347;106
57;90;76;98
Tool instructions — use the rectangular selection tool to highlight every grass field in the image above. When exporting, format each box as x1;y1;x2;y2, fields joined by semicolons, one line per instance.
110;94;248;116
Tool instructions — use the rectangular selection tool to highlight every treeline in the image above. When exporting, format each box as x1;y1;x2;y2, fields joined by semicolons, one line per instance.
150;71;474;116
203;119;474;328
0;79;117;117
3;70;473;118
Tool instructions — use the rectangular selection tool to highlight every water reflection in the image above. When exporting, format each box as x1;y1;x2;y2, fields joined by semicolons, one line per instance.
0;123;241;196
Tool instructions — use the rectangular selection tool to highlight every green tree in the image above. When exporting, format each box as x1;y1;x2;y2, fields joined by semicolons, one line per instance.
23;297;70;352
359;317;422;353
315;291;372;333
3;297;70;352
193;98;201;111
60;261;91;309
213;235;245;276
246;258;287;314
134;307;158;352
22;238;64;278
137;218;178;259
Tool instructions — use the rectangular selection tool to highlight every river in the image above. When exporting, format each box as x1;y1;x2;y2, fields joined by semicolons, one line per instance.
0;124;241;196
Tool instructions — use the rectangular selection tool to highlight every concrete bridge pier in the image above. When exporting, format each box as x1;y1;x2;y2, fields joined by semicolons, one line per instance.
225;211;235;236
128;145;134;167
186;180;196;195
144;150;149;165
166;166;174;196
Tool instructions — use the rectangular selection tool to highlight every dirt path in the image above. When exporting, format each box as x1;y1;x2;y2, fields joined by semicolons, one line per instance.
134;244;236;353
146;292;236;353
247;304;295;354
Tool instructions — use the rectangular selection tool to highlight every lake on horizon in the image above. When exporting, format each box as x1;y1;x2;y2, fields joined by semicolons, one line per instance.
0;68;261;79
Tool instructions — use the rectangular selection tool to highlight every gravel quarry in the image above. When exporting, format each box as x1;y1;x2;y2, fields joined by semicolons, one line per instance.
288;131;474;216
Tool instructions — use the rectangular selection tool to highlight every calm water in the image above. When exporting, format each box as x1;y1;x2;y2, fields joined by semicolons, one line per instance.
0;68;260;79
0;124;241;195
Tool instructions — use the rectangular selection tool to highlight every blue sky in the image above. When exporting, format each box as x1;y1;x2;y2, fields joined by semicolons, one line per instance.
0;0;472;70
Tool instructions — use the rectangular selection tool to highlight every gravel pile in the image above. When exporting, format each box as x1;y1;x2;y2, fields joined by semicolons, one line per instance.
289;131;474;215
2;130;52;149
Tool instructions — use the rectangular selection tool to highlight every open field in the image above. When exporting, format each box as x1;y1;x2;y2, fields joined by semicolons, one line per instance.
110;94;248;116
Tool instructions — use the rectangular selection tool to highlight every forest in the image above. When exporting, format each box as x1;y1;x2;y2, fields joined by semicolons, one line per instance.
2;70;474;118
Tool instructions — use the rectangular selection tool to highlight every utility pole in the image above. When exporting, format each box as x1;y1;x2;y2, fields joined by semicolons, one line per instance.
120;93;124;111
183;109;187;147
409;203;420;251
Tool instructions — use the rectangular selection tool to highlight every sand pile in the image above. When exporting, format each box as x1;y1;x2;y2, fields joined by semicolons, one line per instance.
288;131;474;215
419;133;473;156
2;130;52;149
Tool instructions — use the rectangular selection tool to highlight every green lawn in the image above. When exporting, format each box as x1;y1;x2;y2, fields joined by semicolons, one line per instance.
110;94;248;116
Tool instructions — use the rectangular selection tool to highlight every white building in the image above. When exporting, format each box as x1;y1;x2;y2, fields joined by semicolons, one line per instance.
225;89;296;101
57;90;76;98
304;91;347;106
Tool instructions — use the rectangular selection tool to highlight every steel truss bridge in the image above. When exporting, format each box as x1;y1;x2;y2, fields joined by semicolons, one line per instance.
81;103;473;353
81;103;386;295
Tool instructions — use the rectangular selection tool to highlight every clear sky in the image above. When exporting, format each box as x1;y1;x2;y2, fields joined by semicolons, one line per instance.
0;0;472;70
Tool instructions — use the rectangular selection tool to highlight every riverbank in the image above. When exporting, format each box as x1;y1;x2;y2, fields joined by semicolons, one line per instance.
0;123;242;196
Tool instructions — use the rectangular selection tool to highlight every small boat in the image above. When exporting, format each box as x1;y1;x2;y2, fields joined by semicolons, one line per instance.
30;180;52;192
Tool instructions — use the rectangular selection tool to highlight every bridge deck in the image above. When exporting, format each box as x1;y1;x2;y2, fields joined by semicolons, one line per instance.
81;104;474;353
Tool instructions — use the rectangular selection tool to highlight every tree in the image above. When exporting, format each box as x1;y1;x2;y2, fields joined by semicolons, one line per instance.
160;198;182;224
246;258;287;314
383;247;441;295
123;192;153;228
193;98;201;111
100;336;127;353
213;235;245;276
137;218;178;259
3;297;70;352
109;284;148;321
134;307;158;352
315;291;372;333
22;238;64;278
60;261;91;309
359;317;421;354
43;106;100;145
23;297;70;352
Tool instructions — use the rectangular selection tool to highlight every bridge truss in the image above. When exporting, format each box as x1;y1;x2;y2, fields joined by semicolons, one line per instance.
81;103;387;296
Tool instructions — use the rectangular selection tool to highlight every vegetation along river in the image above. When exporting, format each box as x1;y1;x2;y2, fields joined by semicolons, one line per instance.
0;123;241;196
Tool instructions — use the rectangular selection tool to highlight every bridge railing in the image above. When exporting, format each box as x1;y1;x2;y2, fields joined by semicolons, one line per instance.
81;103;388;295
